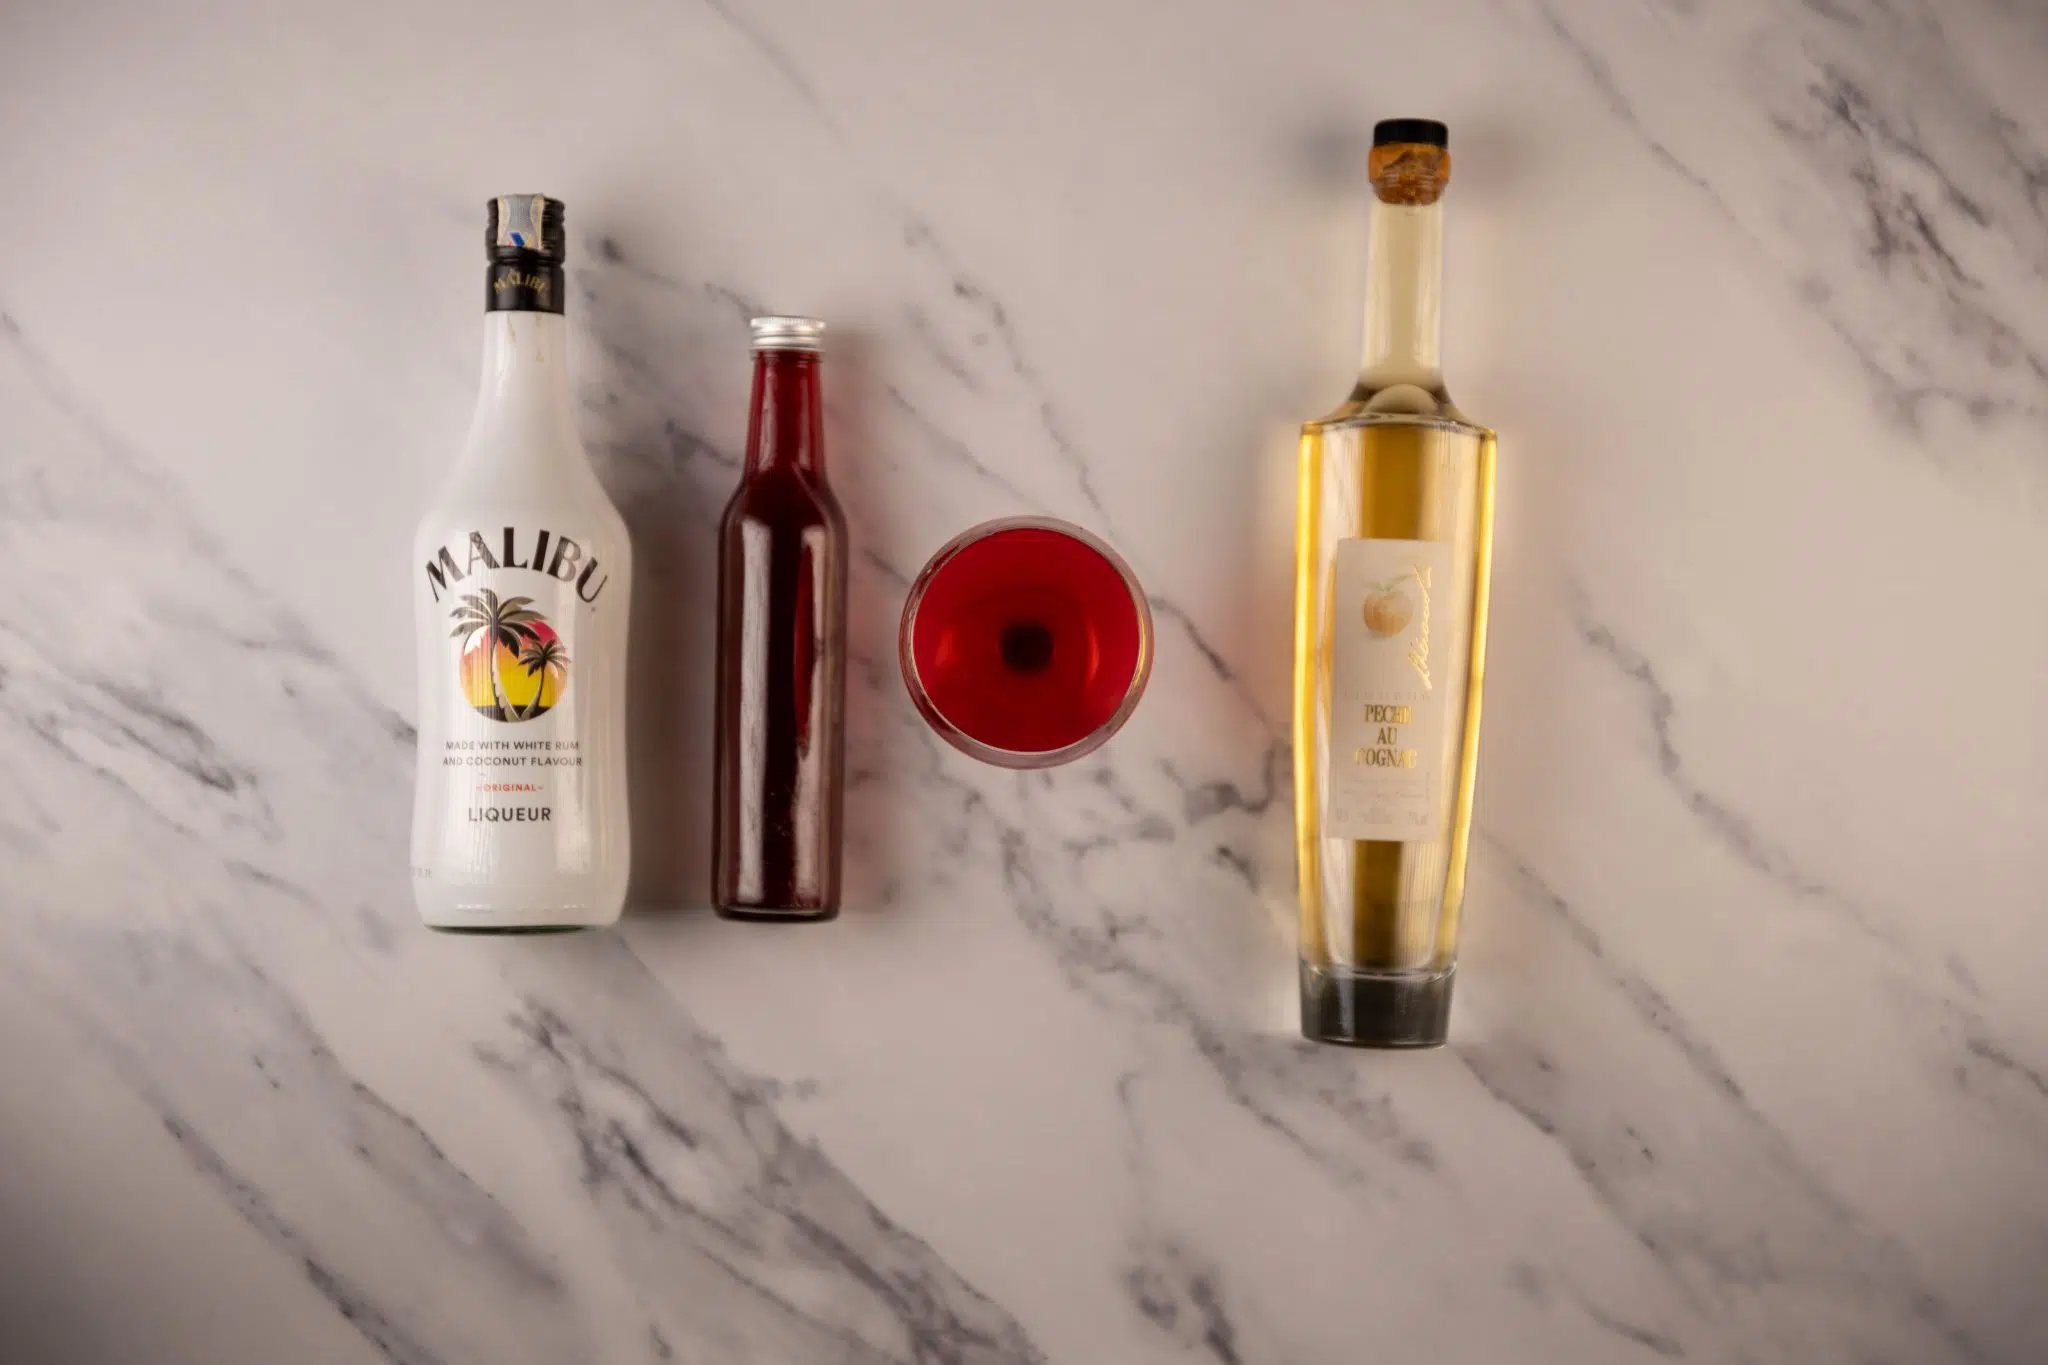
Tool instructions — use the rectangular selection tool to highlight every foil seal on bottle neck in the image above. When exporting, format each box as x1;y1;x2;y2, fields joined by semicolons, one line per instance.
750;316;826;353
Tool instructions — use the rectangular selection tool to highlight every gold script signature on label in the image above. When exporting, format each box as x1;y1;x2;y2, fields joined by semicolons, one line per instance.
1406;563;1432;689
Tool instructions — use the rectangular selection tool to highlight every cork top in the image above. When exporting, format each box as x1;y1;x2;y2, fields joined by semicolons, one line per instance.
1369;121;1450;206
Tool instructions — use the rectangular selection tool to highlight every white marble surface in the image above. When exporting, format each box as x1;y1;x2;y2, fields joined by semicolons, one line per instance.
2;1;2044;1361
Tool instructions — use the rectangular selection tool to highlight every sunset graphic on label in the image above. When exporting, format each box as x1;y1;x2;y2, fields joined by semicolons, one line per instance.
448;588;571;722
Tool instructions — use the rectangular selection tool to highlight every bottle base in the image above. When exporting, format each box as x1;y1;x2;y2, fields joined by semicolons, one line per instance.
715;903;839;923
414;885;624;934
1300;962;1454;1048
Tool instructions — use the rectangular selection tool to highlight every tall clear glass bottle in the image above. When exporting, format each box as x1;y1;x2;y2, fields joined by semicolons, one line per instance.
1293;121;1497;1046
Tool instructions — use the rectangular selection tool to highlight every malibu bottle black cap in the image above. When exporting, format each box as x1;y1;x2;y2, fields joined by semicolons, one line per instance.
487;194;566;260
485;194;565;313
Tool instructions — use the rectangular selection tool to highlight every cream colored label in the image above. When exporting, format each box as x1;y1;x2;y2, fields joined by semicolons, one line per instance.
1325;537;1451;841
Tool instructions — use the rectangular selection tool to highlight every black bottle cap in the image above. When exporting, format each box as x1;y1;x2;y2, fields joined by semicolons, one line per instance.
1372;119;1449;149
486;194;567;262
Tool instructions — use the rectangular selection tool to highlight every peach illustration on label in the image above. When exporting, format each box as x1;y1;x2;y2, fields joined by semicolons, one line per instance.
1362;579;1415;637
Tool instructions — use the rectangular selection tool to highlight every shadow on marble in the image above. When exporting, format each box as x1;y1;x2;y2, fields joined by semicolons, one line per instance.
577;249;723;915
820;321;914;915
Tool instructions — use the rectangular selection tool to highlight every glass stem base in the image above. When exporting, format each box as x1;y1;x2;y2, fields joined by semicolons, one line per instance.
1300;962;1453;1048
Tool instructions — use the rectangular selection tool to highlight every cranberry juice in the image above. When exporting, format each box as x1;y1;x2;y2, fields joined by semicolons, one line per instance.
904;523;1148;760
712;325;847;919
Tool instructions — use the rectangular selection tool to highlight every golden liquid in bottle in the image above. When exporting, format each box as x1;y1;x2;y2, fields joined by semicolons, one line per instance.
1292;407;1495;1045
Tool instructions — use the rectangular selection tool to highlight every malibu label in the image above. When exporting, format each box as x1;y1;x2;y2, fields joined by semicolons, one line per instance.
424;525;612;605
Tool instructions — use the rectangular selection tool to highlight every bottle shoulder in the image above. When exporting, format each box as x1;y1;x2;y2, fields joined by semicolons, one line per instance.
416;487;632;560
721;468;846;531
1306;378;1491;439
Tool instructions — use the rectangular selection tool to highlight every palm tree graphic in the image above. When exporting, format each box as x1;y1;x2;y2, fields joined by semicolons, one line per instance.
448;588;545;722
515;634;571;720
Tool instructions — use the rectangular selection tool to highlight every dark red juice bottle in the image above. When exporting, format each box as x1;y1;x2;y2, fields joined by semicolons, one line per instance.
712;317;847;919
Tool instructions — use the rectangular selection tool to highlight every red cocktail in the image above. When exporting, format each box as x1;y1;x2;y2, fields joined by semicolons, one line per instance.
900;518;1151;767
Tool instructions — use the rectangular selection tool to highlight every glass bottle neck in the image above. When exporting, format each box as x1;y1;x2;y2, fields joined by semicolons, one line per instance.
746;350;825;477
1358;197;1445;391
467;312;579;452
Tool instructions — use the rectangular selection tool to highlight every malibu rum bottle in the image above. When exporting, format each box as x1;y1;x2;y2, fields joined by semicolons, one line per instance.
411;195;633;931
1293;121;1497;1045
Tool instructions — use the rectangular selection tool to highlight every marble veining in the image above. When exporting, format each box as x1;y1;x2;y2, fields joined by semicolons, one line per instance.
0;1;2043;1361
1524;0;2048;446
